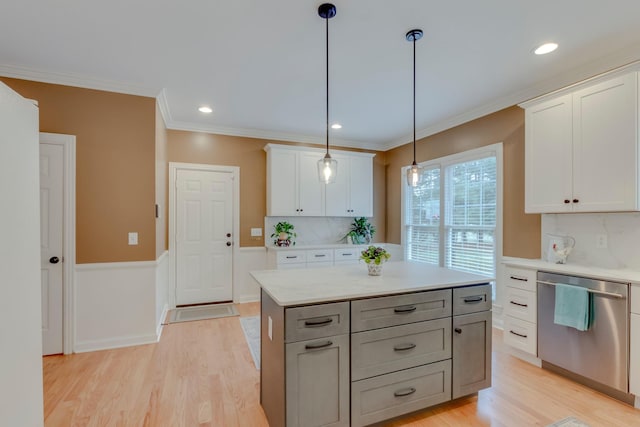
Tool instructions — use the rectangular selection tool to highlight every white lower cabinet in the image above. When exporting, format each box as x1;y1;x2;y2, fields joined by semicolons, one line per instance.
502;265;538;359
268;246;366;269
630;284;640;396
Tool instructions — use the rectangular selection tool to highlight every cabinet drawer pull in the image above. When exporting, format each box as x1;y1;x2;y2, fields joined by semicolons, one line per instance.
341;253;353;256
509;300;528;308
394;387;416;397
304;318;333;327
509;330;528;339
394;305;417;314
305;340;333;350
393;343;417;352
509;275;528;282
314;254;326;258
463;296;484;303
285;256;298;259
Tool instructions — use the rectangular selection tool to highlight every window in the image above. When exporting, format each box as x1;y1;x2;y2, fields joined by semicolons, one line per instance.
404;145;501;296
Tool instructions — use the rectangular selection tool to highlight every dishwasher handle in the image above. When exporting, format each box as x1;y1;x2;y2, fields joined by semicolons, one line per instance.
536;280;626;299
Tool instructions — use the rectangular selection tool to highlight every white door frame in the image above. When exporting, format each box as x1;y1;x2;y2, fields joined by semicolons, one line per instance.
168;162;240;308
39;132;76;355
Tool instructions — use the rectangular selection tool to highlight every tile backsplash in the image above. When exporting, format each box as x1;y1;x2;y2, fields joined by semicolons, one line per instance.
264;217;357;246
541;212;640;270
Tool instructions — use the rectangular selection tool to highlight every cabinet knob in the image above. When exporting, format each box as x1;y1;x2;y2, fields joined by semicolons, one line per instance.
573;199;579;203
564;199;570;204
454;328;462;334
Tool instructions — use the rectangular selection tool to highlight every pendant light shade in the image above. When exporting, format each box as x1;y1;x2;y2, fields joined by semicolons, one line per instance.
318;3;338;184
406;29;424;187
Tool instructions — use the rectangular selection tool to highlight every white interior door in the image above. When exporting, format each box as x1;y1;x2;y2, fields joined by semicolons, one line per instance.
176;169;233;305
40;143;64;355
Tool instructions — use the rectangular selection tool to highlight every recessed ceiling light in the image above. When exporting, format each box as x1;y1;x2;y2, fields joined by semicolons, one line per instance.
198;106;213;113
331;123;342;129
534;42;558;55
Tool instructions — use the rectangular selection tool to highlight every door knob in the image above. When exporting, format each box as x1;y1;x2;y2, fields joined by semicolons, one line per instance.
226;242;232;247
454;328;462;334
49;256;60;264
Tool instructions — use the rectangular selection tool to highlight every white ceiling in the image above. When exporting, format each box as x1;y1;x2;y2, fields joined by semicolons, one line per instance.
2;1;640;150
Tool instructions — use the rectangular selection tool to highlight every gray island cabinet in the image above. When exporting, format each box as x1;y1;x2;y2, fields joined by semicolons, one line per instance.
251;261;493;427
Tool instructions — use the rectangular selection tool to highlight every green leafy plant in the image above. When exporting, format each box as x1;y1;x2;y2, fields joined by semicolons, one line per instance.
360;246;390;265
271;221;296;246
347;217;375;244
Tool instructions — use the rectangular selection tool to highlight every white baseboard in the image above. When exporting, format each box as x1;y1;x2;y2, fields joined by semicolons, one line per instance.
508;347;542;367
237;295;260;304
156;304;169;340
75;333;160;353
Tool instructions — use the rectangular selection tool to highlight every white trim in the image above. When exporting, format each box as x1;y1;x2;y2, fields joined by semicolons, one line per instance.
74;333;160;353
0;64;159;98
156;304;168;339
263;142;376;158
168;162;240;308
39;132;76;355
156;89;172;123
75;259;159;271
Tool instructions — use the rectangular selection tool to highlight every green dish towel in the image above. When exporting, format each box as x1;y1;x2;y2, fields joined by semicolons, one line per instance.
554;283;593;331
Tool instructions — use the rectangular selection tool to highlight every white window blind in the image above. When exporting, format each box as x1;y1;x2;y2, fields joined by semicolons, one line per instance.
405;152;497;285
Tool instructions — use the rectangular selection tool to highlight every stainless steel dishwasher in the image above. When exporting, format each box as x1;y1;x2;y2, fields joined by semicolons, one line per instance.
537;271;632;403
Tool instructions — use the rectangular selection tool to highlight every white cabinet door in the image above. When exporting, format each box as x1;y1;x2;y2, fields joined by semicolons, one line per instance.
325;153;350;216
630;313;640;395
268;149;298;216
349;155;373;217
572;73;638;212
298;151;325;216
525;94;573;213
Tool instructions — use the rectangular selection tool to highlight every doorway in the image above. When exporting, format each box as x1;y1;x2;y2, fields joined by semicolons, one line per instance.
39;133;75;355
169;163;239;307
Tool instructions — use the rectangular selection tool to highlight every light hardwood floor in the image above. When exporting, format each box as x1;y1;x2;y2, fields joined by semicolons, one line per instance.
43;302;640;426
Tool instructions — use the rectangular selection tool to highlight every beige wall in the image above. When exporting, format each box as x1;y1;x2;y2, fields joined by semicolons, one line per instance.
167;131;385;247
1;77;157;263
385;106;541;259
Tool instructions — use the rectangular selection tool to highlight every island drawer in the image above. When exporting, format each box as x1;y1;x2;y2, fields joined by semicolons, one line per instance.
334;247;361;263
285;301;350;343
504;266;537;292
504;287;536;323
452;284;492;315
351;318;451;381
351;289;452;332
351;360;451;427
276;250;307;265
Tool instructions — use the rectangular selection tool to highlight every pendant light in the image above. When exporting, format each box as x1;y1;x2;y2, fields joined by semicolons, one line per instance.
317;3;338;184
406;29;424;187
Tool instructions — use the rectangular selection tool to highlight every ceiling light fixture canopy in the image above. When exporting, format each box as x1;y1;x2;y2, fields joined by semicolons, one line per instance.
406;28;424;187
198;106;213;113
318;3;338;184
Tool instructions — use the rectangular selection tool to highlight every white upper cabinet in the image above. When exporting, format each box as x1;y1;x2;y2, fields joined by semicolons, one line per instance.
523;72;639;213
266;145;325;216
265;144;374;217
326;153;374;217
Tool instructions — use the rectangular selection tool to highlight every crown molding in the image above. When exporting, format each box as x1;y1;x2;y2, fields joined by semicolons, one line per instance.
0;64;159;97
156;89;172;123
165;119;383;151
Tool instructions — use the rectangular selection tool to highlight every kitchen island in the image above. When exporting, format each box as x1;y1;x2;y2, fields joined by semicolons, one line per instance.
251;261;494;427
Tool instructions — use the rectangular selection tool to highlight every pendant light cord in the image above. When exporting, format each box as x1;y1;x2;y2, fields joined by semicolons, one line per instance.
325;15;330;156
412;35;416;164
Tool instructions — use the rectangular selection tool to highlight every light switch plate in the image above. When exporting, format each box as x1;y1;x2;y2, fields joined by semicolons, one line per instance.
251;227;263;237
128;232;138;245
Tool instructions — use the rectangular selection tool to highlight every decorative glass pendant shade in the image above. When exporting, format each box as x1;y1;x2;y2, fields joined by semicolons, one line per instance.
317;3;338;184
406;29;424;187
318;153;338;184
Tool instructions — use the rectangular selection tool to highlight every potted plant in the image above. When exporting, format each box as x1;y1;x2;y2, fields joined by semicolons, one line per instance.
271;221;296;247
347;217;375;244
360;245;390;276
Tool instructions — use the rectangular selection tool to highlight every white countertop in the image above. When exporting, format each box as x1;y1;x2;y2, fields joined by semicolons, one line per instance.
502;257;640;284
266;243;372;252
250;261;494;306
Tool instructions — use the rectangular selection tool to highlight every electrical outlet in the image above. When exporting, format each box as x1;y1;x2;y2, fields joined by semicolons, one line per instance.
251;227;262;237
596;234;607;249
128;232;138;245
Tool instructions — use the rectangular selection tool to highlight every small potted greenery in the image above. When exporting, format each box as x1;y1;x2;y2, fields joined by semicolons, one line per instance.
271;221;296;247
346;217;375;244
360;245;390;276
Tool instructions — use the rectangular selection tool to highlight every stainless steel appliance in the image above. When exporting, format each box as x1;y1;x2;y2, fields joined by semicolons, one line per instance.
537;271;632;403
